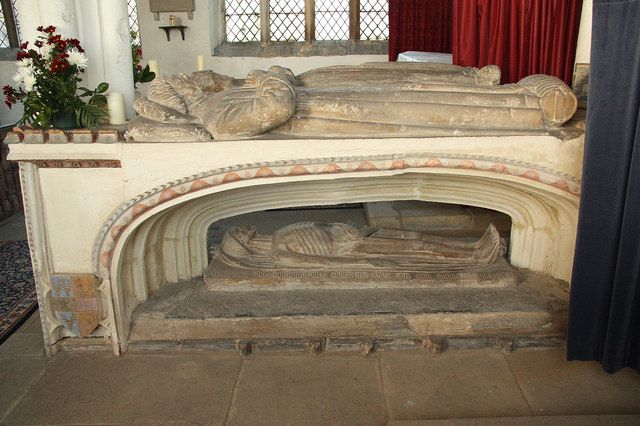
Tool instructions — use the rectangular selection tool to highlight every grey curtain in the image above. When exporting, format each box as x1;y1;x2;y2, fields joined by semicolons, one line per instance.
567;0;640;373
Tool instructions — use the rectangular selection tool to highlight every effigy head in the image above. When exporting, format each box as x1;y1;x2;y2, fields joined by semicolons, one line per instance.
190;70;241;93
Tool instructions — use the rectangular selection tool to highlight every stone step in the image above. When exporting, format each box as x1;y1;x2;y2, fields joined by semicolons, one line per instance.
129;272;568;347
127;334;566;355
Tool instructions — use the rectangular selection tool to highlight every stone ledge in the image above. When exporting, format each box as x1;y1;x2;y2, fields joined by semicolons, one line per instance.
214;40;388;57
3;128;126;145
0;47;19;62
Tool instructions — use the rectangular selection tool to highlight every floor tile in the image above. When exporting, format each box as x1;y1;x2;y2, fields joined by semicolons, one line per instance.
5;353;241;425
505;349;640;416
15;311;42;334
227;353;386;426
387;414;640;425
0;333;45;357
0;357;47;421
380;350;532;420
22;314;43;334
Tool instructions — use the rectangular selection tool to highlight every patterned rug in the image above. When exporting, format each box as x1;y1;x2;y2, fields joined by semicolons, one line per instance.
0;240;38;343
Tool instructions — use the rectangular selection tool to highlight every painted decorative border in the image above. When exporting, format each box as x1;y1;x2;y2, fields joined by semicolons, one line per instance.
93;152;581;278
27;160;121;168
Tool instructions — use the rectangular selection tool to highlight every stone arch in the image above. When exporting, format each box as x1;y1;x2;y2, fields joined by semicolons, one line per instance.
92;153;579;353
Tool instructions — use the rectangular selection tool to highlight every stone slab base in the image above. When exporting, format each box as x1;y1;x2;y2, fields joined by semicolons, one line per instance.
128;271;568;351
204;257;518;291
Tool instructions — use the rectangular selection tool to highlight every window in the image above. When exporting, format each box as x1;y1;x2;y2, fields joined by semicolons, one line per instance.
0;0;19;49
224;0;261;42
219;0;388;56
128;0;141;45
315;0;349;41
359;0;388;41
270;0;305;42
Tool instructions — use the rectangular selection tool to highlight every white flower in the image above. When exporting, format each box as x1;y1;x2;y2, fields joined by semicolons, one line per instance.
12;71;23;84
40;43;53;60
16;58;32;68
67;49;88;69
12;66;32;84
23;74;37;92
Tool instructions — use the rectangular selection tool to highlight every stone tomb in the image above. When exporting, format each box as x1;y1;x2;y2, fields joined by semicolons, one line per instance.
6;62;581;354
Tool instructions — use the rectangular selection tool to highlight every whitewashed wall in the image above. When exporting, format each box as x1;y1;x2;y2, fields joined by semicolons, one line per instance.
135;0;387;78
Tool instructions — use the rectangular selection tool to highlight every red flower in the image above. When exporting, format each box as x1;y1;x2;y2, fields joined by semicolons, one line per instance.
37;25;44;32
135;48;143;57
50;58;69;73
67;38;84;52
48;34;61;44
16;50;31;61
5;94;16;108
20;41;28;49
4;86;16;108
44;25;56;33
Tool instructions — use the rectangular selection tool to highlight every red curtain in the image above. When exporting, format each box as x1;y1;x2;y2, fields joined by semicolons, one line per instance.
452;0;582;85
388;0;453;61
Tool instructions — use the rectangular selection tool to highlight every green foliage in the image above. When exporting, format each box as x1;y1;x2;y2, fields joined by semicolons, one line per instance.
131;31;156;88
76;81;109;128
137;65;156;85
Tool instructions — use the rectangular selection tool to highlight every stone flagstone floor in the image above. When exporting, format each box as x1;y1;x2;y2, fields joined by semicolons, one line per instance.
1;313;640;425
1;211;640;425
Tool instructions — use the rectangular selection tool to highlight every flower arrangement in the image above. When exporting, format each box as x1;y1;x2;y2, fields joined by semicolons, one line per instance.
3;26;109;129
131;31;155;88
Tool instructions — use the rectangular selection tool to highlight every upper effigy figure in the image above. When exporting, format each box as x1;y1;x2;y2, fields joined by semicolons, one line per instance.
127;62;578;142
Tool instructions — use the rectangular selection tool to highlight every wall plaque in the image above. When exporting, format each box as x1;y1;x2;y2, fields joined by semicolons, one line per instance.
149;0;195;20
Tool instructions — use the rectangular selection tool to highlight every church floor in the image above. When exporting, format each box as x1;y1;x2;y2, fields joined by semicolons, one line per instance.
1;311;640;425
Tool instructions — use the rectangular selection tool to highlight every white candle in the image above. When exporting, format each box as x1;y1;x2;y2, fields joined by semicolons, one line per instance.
107;92;126;125
196;55;205;71
148;60;160;76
